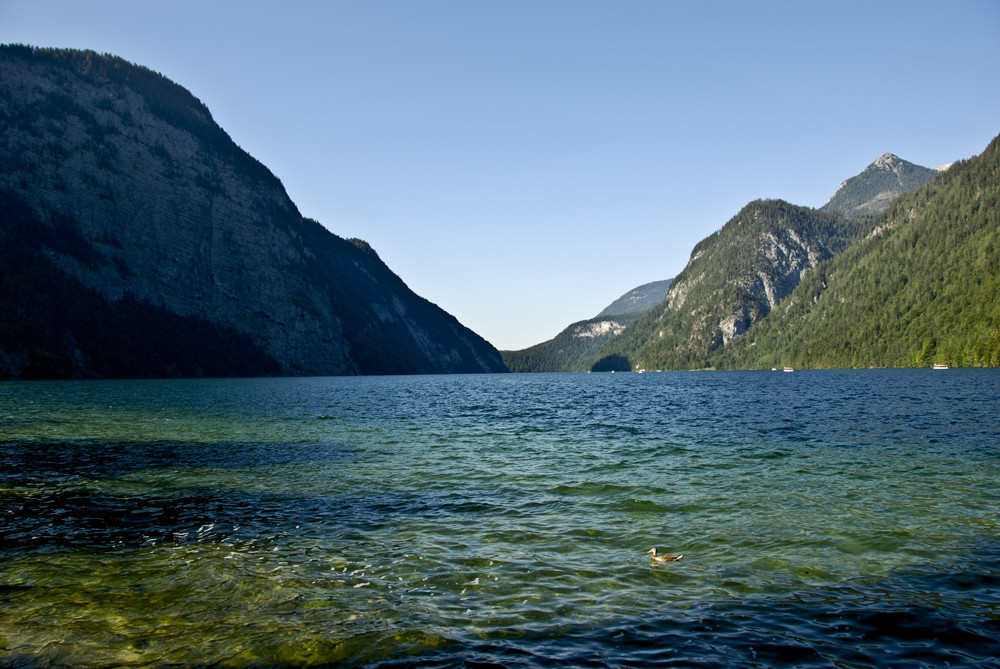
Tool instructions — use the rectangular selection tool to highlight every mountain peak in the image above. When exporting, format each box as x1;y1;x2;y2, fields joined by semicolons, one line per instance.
872;152;902;169
821;153;939;218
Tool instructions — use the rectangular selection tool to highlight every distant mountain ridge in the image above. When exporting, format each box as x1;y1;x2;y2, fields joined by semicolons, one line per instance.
0;45;506;378
500;314;637;373
501;279;671;372
596;279;673;318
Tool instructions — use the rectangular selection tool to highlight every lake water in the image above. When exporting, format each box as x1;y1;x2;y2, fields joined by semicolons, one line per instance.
1;370;999;667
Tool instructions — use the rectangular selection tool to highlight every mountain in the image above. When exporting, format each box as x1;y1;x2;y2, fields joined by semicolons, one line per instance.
595;279;673;318
507;151;943;373
0;45;506;379
501;279;672;372
720;133;1000;369
595;200;864;370
821;152;940;218
500;314;638;373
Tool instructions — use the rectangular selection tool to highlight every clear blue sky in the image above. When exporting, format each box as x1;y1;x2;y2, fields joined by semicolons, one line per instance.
3;1;999;350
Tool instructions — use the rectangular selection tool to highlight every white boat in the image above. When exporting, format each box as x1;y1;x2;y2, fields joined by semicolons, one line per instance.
783;367;794;373
933;364;949;370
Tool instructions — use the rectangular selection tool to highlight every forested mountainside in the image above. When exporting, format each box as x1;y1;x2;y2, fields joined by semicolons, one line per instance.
719;133;1000;369
501;314;639;373
508;144;975;373
501;279;672;372
596;201;864;371
821;152;941;218
0;45;506;379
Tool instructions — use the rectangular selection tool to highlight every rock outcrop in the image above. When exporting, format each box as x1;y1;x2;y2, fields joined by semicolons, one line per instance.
591;200;863;370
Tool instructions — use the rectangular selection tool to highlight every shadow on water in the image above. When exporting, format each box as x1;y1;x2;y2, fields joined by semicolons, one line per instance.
0;437;375;552
1;489;259;550
590;355;631;373
0;437;512;553
0;485;442;553
0;437;357;482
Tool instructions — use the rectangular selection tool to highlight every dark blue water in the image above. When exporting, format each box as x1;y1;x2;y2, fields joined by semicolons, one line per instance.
1;369;999;667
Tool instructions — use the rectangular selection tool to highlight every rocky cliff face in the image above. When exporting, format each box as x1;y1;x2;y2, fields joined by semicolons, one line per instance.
591;200;863;370
662;200;856;345
0;46;506;377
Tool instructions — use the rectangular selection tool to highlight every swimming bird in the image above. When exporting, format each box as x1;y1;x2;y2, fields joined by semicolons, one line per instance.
648;548;682;563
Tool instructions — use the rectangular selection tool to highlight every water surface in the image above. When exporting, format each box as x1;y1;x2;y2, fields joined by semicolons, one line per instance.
2;370;999;667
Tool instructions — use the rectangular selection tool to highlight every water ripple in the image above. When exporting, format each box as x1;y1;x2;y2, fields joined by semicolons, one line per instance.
1;370;999;666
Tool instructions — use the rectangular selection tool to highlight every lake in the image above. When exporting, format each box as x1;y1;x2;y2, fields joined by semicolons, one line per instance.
1;370;999;667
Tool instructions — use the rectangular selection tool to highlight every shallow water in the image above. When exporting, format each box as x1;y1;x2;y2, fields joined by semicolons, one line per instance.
1;370;999;667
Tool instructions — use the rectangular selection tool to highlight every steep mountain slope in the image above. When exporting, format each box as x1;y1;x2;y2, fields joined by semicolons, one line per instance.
506;150;943;374
595;279;673;318
596;201;863;370
721;134;999;369
0;45;506;378
821;152;940;218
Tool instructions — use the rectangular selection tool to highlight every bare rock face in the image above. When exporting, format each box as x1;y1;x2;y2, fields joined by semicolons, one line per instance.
0;46;505;377
668;200;851;344
615;199;862;370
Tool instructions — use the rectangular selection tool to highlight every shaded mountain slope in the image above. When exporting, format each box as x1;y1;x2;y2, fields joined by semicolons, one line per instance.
0;45;505;378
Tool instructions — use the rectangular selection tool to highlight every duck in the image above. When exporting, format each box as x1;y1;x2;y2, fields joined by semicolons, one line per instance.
648;547;682;563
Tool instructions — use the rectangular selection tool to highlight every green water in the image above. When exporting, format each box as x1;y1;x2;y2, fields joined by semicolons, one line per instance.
2;371;999;666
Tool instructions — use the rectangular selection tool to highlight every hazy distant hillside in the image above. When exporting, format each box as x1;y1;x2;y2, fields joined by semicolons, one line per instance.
0;45;506;378
500;314;640;373
502;279;671;372
721;134;999;369
821;152;940;218
596;279;673;318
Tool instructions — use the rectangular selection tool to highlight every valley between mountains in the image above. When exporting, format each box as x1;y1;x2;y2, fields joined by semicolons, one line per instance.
2;45;997;378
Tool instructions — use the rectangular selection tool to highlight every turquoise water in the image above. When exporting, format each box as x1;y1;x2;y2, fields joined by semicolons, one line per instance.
1;370;999;667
